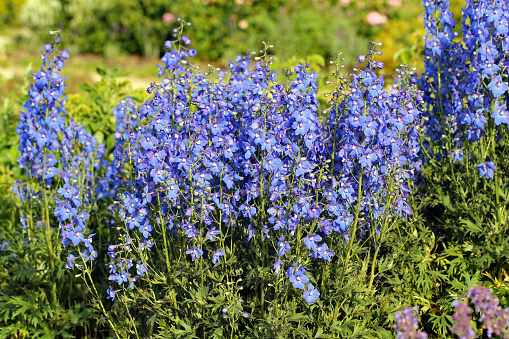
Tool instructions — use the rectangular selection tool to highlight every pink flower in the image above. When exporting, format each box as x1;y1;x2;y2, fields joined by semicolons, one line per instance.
366;11;388;26
162;12;176;24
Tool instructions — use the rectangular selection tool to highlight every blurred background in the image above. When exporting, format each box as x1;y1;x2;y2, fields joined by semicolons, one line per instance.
0;0;438;93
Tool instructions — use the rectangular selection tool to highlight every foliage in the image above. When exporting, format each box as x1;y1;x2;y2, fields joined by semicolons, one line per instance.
0;0;26;29
14;0;421;66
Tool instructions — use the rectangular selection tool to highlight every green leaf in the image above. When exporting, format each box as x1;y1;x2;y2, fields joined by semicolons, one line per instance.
374;326;394;339
96;67;107;77
442;195;456;212
460;218;482;234
288;312;308;322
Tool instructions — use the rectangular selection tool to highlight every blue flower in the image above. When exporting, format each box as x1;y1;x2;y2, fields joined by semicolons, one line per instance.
451;149;463;163
303;234;322;250
140;135;156;150
488;75;509;98
277;236;290;256
65;252;76;269
288;266;309;290
211;249;225;264
492;102;509;125
106;286;117;301
477;161;496;179
206;227;220;241
58;183;77;199
186;246;203;262
273;258;285;274
315;243;335;262
303;283;320;304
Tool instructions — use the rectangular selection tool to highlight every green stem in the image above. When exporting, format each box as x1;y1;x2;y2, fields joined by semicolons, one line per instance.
157;193;172;273
340;171;364;287
81;258;121;338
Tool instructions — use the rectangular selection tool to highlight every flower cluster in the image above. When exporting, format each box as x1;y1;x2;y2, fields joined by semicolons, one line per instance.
393;306;428;339
421;0;509;175
16;20;422;306
101;18;422;304
450;300;476;339
467;286;509;338
14;32;109;269
325;46;421;239
16;33;68;183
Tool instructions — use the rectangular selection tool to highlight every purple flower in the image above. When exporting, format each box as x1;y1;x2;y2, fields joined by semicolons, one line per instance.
467;286;509;338
394;306;428;339
450;300;476;339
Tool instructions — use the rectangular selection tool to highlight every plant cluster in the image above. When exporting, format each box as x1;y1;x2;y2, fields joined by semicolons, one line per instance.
1;0;509;337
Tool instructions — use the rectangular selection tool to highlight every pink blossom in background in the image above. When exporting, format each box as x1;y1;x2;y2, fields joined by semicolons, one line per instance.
238;19;249;30
389;0;402;7
162;12;176;24
366;11;388;26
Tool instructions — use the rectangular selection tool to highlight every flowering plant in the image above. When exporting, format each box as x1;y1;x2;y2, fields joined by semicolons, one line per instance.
4;0;509;336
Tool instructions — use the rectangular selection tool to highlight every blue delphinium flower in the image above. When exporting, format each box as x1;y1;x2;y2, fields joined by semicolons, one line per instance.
186;246;203;262
451;149;464;163
287;265;309;290
102;19;422;305
106;286;118;301
15;33;110;271
488;75;509;98
277;236;290;256
477;161;495;179
303;234;322;250
211;249;225;264
492;102;509;125
303;283;320;304
420;0;509;182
